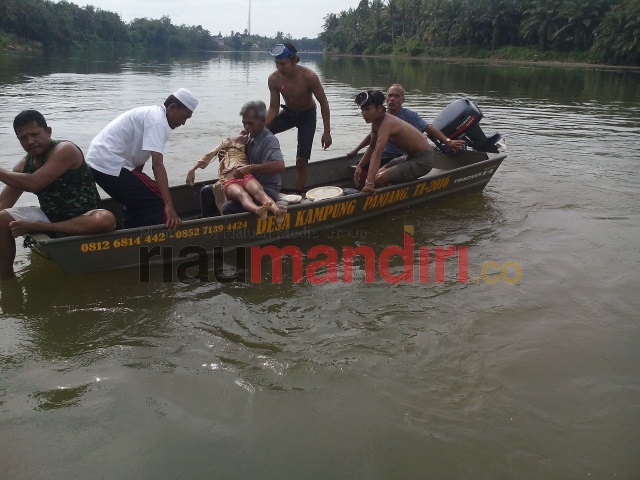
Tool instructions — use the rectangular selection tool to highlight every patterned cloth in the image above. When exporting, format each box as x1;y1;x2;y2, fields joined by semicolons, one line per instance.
197;137;248;212
23;140;102;222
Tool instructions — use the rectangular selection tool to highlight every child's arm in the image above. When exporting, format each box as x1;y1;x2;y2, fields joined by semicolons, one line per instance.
186;138;230;186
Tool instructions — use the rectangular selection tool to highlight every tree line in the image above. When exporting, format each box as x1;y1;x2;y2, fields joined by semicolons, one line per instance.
319;0;639;66
0;0;321;52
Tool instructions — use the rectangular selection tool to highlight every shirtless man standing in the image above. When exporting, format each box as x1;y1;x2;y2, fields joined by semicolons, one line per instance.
266;42;332;190
353;90;435;194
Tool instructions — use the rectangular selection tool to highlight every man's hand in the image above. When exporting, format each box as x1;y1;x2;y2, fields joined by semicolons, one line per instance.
321;132;332;150
234;165;252;178
353;165;363;187
164;205;182;230
346;149;358;158
361;184;376;194
447;139;466;152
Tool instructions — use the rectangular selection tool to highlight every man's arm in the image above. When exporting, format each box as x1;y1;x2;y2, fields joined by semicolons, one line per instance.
353;130;378;188
0;143;79;193
309;72;332;149
236;159;285;177
347;134;372;158
150;151;181;229
265;75;281;127
425;124;465;151
353;145;372;187
0;159;27;210
362;127;389;192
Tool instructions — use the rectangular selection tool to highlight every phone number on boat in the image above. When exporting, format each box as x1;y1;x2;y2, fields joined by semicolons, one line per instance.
79;221;248;253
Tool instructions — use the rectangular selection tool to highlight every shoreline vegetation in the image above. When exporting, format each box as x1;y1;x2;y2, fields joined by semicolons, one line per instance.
2;34;636;72
1;0;638;68
326;49;640;71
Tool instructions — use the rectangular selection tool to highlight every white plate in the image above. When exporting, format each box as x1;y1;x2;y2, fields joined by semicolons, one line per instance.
305;186;343;201
280;194;303;204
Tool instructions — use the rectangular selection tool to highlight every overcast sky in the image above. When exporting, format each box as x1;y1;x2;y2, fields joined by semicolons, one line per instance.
76;0;362;39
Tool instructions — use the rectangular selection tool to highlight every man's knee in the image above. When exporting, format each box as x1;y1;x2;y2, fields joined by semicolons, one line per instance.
295;157;309;168
0;211;15;230
374;170;391;187
89;210;117;232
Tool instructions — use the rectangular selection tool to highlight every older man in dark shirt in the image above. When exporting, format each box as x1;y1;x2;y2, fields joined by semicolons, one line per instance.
200;100;285;216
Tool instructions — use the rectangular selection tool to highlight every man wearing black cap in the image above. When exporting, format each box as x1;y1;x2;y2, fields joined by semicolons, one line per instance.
266;42;332;191
86;88;198;229
353;90;434;193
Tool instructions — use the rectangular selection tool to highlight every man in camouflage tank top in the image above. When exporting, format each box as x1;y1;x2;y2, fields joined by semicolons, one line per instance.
0;110;116;280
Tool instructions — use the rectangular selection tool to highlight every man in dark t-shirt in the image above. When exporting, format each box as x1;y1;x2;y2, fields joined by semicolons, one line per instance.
199;101;285;217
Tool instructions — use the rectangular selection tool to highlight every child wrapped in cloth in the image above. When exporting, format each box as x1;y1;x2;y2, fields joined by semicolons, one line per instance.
186;131;286;223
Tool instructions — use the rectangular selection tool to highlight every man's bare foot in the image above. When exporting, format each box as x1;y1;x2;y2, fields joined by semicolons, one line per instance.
9;220;49;238
256;204;269;221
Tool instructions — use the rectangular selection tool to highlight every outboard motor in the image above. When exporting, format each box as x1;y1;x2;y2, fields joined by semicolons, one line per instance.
430;98;502;153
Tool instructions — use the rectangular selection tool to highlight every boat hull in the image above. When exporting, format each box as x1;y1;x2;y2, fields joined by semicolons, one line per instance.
25;151;505;274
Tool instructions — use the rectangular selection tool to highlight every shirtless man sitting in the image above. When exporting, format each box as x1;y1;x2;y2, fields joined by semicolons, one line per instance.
352;90;435;193
266;42;332;190
348;83;465;163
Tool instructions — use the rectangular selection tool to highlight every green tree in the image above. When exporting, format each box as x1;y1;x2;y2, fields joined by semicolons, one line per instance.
592;0;640;64
520;0;563;50
553;0;611;50
485;0;524;48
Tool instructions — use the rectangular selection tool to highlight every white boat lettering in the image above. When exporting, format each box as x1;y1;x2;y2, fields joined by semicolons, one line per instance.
453;167;495;184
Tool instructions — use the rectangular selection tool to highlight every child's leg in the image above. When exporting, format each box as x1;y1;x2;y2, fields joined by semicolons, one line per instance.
225;184;269;220
245;180;287;224
244;179;274;206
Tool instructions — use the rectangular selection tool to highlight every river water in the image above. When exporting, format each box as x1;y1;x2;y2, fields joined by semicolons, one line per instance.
0;51;639;479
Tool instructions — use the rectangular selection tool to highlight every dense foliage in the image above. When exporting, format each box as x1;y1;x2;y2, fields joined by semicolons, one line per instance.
2;0;636;65
320;0;639;65
0;0;321;52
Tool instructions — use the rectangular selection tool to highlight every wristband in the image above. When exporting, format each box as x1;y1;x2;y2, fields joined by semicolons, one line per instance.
365;179;375;186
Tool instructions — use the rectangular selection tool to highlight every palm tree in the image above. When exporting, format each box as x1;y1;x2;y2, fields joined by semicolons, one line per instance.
520;0;563;50
483;0;524;48
554;0;612;50
364;0;391;48
592;0;640;64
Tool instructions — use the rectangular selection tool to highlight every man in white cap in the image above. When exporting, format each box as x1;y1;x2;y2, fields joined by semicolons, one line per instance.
86;88;198;229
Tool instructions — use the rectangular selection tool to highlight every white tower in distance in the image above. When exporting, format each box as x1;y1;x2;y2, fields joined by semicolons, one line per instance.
247;0;251;35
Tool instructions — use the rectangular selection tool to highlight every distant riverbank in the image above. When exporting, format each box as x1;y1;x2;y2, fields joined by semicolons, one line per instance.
3;34;638;71
327;45;640;71
0;33;41;52
402;55;640;71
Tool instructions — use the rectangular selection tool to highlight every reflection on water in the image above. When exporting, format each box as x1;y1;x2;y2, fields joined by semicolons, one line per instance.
1;51;639;479
318;55;640;104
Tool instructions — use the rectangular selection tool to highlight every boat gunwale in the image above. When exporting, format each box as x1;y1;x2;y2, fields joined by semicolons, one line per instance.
27;152;506;247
